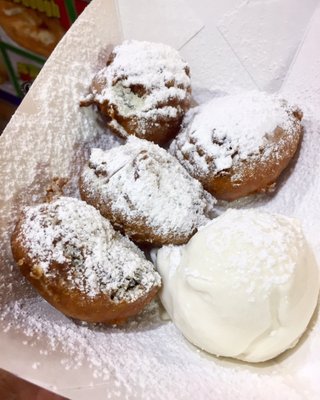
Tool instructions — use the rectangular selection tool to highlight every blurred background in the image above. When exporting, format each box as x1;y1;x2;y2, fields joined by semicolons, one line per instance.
0;0;91;134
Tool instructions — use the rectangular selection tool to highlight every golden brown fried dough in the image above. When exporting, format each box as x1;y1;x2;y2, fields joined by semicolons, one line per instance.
81;40;191;145
80;138;214;246
170;91;302;201
11;197;161;324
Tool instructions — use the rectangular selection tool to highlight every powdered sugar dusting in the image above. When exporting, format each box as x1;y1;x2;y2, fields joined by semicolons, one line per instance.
0;0;319;396
88;40;191;136
171;91;300;177
81;137;213;241
17;197;160;302
93;40;190;111
1;81;319;397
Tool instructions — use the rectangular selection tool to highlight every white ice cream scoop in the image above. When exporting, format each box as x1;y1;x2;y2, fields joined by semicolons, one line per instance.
157;209;319;362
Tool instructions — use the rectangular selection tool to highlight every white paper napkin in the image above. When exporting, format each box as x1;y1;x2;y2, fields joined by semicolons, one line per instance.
117;0;204;49
217;0;319;91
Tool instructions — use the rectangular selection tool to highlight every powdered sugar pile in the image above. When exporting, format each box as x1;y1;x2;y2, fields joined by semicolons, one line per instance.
88;40;191;133
171;91;300;176
17;197;160;302
81;137;213;242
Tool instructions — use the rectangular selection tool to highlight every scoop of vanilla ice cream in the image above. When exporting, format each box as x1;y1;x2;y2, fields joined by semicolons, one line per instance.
157;209;319;362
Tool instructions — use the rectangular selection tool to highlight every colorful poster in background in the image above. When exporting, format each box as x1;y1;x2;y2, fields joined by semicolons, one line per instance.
1;41;45;99
0;0;90;105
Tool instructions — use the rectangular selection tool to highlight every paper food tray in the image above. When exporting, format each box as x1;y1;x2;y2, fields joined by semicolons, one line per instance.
0;0;320;399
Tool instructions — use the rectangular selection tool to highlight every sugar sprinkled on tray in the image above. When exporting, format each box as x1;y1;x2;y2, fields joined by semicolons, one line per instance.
0;2;320;394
